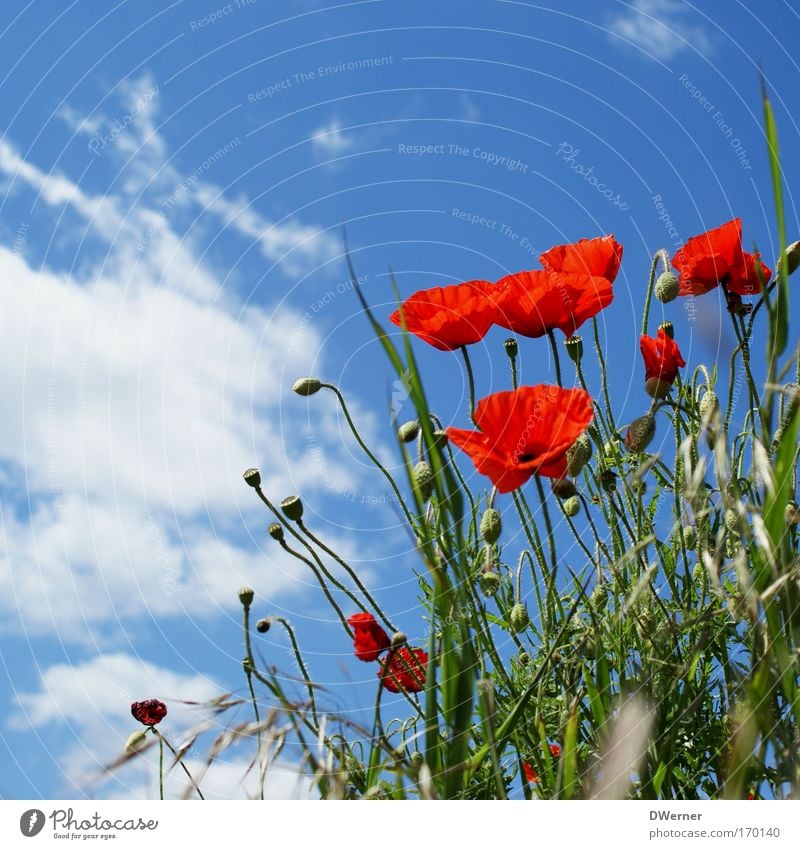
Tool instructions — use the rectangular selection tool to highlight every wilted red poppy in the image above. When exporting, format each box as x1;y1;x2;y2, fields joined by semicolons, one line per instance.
640;328;685;398
389;280;497;351
378;646;428;693
131;699;167;726
540;234;623;284
493;269;613;338
347;612;390;662
445;386;594;493
671;218;771;297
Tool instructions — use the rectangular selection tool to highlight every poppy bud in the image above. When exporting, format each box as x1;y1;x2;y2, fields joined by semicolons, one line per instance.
125;729;149;754
599;469;617;492
562;496;580;517
510;603;529;633
692;561;706;586
699;390;718;419
267;522;284;541
391;631;407;648
786;500;799;525
625;413;655;453
551;478;577;499
432;430;448;448
785;240;800;275
410;751;425;768
590;583;607;612
658;321;674;340
681;525;697;550
504;338;518;359
243;468;261;488
238;586;255;606
480;508;502;543
645;377;673;399
518;651;531;666
280;495;304;522
564;335;583;364
398;420;419;443
412;460;434;502
479;570;501;597
724;509;739;532
256;618;271;633
655;271;680;303
293;377;322;396
565;433;592;476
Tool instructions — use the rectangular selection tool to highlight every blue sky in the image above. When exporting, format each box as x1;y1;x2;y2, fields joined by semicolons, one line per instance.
1;0;799;799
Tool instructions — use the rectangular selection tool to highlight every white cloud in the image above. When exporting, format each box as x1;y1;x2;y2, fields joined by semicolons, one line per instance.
13;653;314;799
607;0;712;61
311;119;356;158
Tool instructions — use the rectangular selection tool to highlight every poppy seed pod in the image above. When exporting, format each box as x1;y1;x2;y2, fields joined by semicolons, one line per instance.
280;495;303;522
432;429;449;448
480;508;502;543
391;631;407;648
564;335;583;364
504;338;518;359
625;413;656;453
479;570;501;597
267;522;284;542
562;495;580;518
238;586;255;606
293;377;322;396
397;420;420;443
551;478;577;499
655;271;680;303
412;461;434;502
565;433;592;477
509;603;530;634
243;468;261;488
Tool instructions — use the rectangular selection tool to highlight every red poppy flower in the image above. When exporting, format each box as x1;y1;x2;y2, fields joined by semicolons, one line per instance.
493;269;614;338
389;280;497;351
671;218;771;297
540;234;623;284
131;699;167;726
640;328;686;394
378;646;428;693
549;744;561;759
347;612;390;662
445;385;594;493
522;761;538;784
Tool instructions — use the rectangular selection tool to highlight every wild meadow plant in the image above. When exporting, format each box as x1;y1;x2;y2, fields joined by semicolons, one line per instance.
128;87;799;801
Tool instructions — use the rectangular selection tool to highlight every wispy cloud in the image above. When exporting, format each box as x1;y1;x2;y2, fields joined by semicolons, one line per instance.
311;118;357;158
607;0;712;61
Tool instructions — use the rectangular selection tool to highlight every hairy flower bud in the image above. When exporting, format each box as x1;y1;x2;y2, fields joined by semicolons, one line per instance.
724;509;739;533
655;271;680;303
599;469;617;492
293;377;322;396
256;618;271;633
397;420;420;443
692;561;707;586
267;522;284;542
238;586;255;606
551;478;577;499
510;603;530;633
645;377;673;399
479;570;501;597
562;496;580;518
785;240;800;275
504;338;518;359
565;433;592;477
480;508;502;543
412;461;434;502
786;500;799;526
125;729;149;754
243;468;261;488
518;650;531;667
681;525;697;550
564;335;583;364
625;413;655;453
699;390;719;419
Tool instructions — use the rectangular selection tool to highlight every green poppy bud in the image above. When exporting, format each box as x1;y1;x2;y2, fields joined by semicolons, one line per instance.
724;509;738;533
125;729;149;754
552;478;577;499
412;461;434;502
599;469;618;492
293;377;322;396
699;390;718;419
391;631;407;647
480;508;502;543
238;586;255;606
564;335;583;364
784;240;800;275
655;271;680;303
479;571;501;597
625;413;655;453
397;420;419;443
562;496;580;517
510;603;529;633
565;433;592;477
681;525;697;550
645;377;673;399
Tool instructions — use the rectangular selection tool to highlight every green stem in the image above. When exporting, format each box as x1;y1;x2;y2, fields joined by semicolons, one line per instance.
641;250;667;338
242;601;265;800
158;732;164;800
153;728;205;800
460;345;478;425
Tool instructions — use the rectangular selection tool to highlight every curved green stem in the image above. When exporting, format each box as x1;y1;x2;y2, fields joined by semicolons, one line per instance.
460;345;478;425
